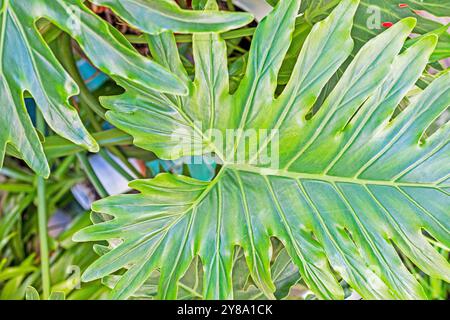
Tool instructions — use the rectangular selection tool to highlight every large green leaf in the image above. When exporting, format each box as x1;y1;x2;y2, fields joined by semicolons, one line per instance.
277;0;450;84
0;0;189;177
90;0;254;34
75;0;450;300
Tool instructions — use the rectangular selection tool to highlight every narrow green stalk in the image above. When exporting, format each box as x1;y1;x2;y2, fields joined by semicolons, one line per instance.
178;282;203;299
0;167;34;183
35;110;51;300
78;99;142;178
37;20;62;44
0;184;34;192
76;153;108;198
227;41;248;54
79;100;102;132
37;176;50;299
226;0;235;11
48;178;84;209
53;155;76;181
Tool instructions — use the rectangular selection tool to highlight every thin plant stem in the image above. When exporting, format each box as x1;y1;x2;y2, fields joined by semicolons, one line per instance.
37;176;50;299
0;184;34;192
35;110;51;300
226;0;235;11
53;155;76;181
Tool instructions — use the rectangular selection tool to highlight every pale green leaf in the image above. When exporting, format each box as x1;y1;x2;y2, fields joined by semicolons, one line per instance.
0;0;188;177
75;0;450;300
25;286;40;300
91;0;253;34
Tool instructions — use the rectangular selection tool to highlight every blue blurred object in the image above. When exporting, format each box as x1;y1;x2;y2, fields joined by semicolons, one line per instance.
101;121;115;130
147;156;216;182
76;59;109;91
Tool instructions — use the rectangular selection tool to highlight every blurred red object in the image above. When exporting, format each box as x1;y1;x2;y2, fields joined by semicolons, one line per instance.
91;4;107;14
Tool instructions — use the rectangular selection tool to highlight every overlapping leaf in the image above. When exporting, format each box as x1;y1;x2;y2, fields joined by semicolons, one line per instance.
354;0;450;62
283;0;449;54
0;0;252;177
102;247;299;300
75;0;450;300
0;0;190;177
277;0;450;84
90;0;254;34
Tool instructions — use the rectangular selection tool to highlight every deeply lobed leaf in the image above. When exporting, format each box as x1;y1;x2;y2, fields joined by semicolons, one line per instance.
1;0;251;176
0;0;193;177
75;0;450;300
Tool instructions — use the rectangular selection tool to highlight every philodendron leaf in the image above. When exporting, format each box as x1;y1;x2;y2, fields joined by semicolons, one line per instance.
75;0;450;300
91;0;254;34
0;0;188;177
277;0;450;85
354;0;450;62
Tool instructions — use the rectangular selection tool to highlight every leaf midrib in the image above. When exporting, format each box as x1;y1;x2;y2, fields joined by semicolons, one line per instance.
222;163;442;189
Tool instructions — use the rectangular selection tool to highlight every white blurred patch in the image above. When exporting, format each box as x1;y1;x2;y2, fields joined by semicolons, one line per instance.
88;152;138;196
233;0;272;21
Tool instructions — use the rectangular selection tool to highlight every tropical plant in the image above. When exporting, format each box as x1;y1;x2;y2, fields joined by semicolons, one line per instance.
0;0;448;301
276;0;450;85
71;0;450;300
0;0;252;177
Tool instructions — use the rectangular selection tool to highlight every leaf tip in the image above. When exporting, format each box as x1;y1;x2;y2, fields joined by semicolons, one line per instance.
72;229;88;242
91;200;103;212
86;139;100;153
421;33;439;47
237;12;255;25
400;17;417;30
39;165;51;179
80;269;97;283
168;78;190;96
348;0;360;6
